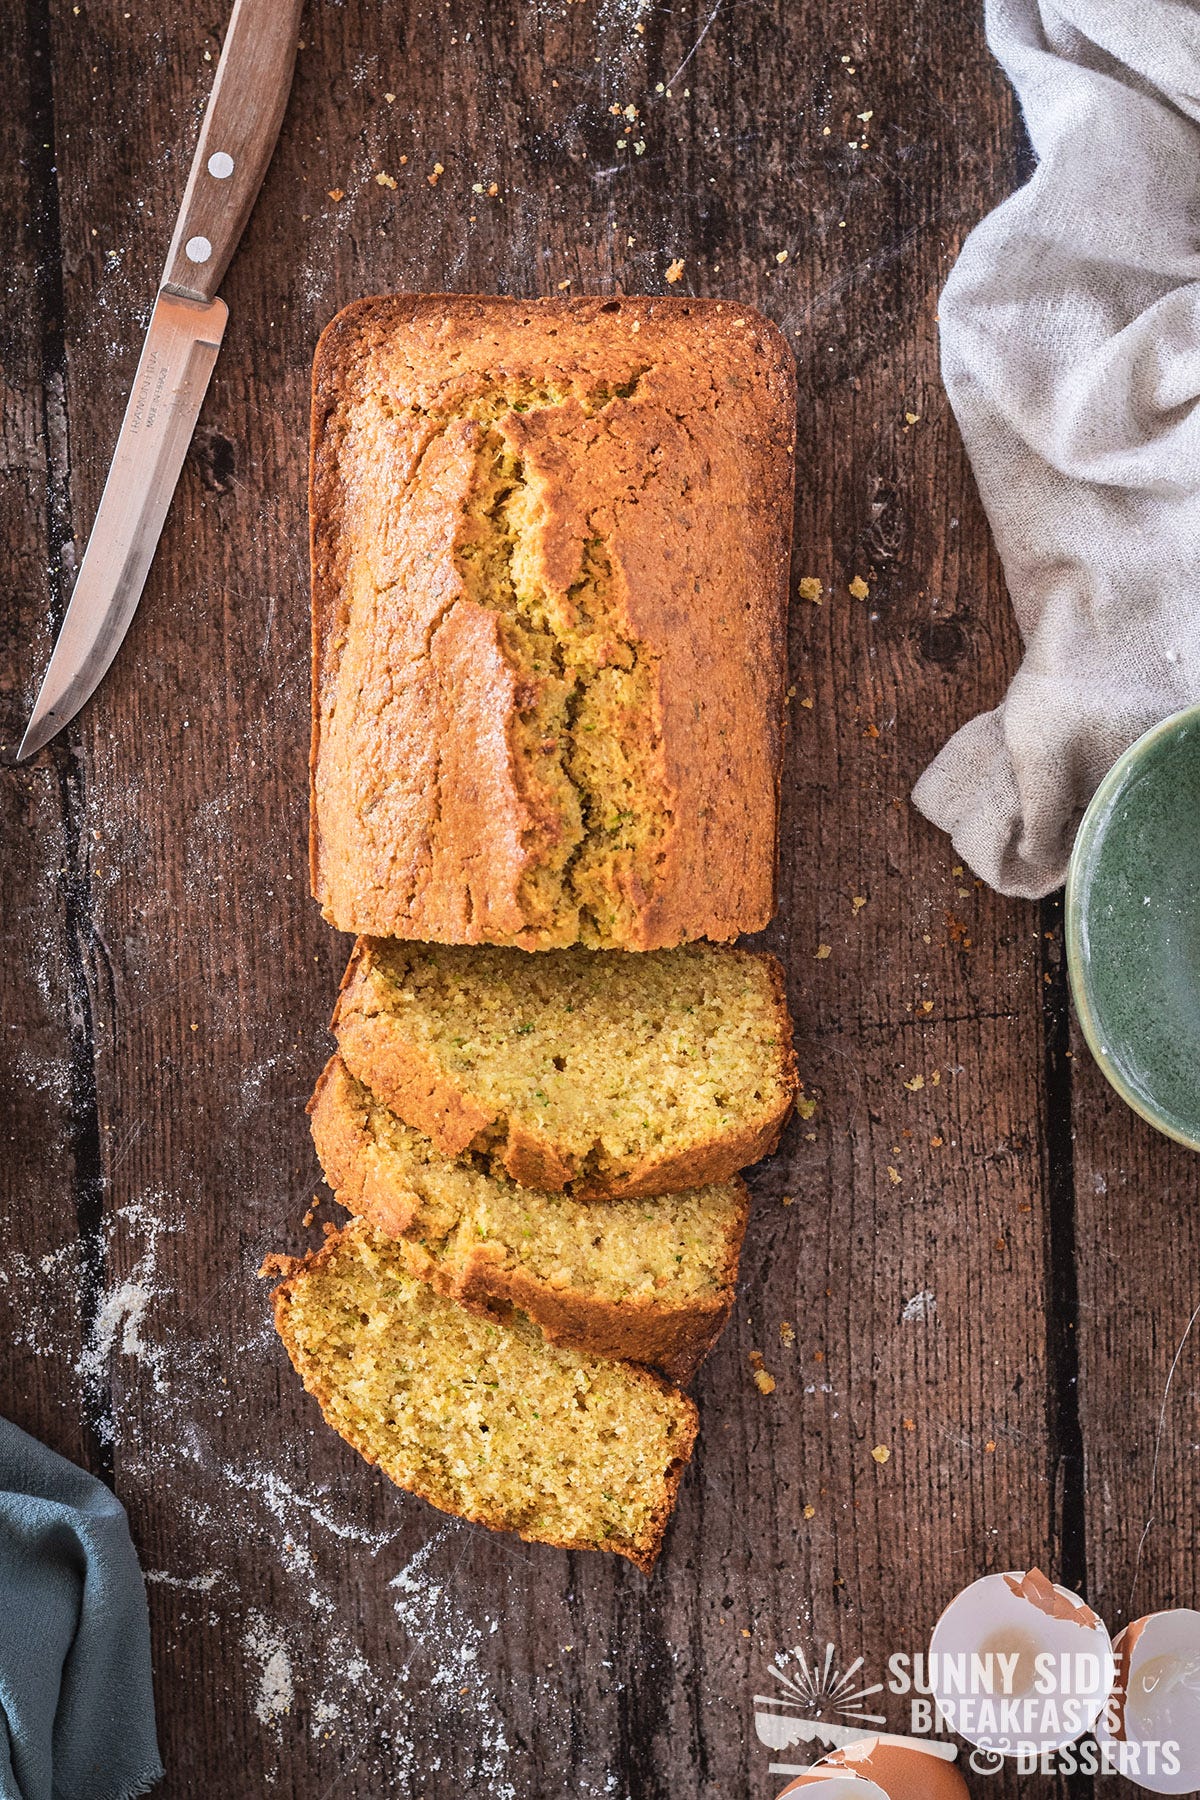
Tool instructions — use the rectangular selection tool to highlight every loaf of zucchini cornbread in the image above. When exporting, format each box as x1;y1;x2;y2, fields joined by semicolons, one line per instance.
273;290;799;1574
309;294;795;950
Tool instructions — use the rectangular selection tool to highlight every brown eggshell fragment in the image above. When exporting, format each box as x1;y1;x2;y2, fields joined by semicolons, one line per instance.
823;1738;971;1799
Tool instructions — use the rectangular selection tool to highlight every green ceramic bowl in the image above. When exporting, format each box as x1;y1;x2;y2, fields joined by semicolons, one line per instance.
1066;704;1200;1150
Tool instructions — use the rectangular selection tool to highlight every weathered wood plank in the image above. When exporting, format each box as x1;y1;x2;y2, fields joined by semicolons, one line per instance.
1071;1028;1200;1797
10;0;1095;1793
0;0;88;1464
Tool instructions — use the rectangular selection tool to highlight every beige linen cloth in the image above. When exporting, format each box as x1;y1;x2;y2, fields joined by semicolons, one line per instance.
912;0;1200;897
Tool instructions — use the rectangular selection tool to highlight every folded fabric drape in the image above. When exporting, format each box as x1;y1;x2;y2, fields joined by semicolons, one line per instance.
0;1418;162;1800
913;0;1200;896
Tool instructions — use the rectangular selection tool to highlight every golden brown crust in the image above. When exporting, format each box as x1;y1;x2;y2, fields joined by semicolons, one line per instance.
458;1259;732;1387
269;1225;698;1572
331;939;501;1159
333;939;797;1198
308;1052;749;1384
309;293;795;950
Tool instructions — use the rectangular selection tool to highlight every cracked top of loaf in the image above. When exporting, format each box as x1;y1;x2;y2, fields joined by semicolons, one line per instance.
309;293;796;950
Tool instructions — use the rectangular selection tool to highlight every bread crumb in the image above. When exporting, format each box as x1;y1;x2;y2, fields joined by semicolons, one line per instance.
327;188;345;202
851;894;867;915
775;249;788;264
803;1503;816;1520
257;1252;300;1280
665;257;685;283
384;92;396;103
985;1440;997;1453
749;1352;776;1395
903;1073;924;1091
779;1321;796;1346
374;171;397;189
902;1417;915;1432
887;1166;901;1185
945;911;972;951
905;410;920;425
930;1134;944;1148
871;1444;890;1465
781;1194;794;1207
848;575;870;599
797;576;823;603
796;1096;817;1120
815;943;832;960
919;999;934;1014
427;162;444;187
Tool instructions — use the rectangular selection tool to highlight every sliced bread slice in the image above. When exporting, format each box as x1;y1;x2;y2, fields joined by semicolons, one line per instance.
309;1053;748;1382
269;1221;697;1571
333;939;796;1198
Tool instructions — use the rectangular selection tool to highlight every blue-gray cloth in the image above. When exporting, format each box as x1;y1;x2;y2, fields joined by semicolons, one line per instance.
0;1419;162;1800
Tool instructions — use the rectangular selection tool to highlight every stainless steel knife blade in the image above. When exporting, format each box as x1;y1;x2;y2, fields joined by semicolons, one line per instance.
17;0;302;760
18;291;227;760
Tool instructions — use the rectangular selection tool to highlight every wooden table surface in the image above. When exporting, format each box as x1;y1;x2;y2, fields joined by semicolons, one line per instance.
3;3;1197;1796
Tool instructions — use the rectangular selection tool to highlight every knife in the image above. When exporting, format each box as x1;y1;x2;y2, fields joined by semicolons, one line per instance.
18;0;304;761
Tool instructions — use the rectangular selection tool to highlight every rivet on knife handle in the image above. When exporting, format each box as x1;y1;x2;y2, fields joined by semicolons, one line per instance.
162;0;305;303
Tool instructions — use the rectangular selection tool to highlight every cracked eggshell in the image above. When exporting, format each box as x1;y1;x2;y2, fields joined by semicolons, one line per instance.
1095;1609;1200;1794
774;1773;888;1799
819;1738;971;1799
928;1568;1115;1756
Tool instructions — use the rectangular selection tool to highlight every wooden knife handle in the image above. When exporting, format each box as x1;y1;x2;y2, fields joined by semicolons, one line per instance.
161;0;304;302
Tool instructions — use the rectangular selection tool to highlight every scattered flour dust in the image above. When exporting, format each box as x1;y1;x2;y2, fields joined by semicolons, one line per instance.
2;1178;539;1787
77;1192;184;1410
901;1289;937;1323
144;1568;220;1593
389;1536;516;1799
245;1613;295;1727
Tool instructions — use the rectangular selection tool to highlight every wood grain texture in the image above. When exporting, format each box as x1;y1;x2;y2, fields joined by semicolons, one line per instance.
0;0;90;1470
1;2;1180;1796
1071;1023;1200;1655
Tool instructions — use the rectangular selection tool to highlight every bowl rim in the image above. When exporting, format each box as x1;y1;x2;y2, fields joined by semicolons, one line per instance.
1065;701;1200;1153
